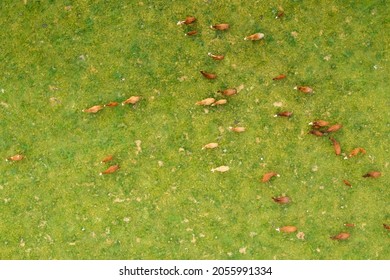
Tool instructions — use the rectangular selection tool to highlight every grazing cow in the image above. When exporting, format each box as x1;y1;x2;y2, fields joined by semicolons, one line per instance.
295;86;313;94
330;232;350;240
244;33;264;41
100;164;120;175
272;196;290;204
210;23;229;30
177;16;196;25
200;71;217;79
82;105;103;113
262;172;279;183
208;53;225;60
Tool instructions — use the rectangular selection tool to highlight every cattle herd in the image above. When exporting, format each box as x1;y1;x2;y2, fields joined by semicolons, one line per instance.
5;12;388;244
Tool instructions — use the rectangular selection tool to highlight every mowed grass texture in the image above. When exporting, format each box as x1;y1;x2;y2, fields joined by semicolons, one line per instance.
0;0;389;259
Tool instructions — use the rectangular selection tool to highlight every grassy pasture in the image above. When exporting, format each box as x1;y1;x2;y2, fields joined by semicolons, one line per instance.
0;0;389;259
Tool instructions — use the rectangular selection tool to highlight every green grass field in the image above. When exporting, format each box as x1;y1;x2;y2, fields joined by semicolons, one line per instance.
0;0;389;259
